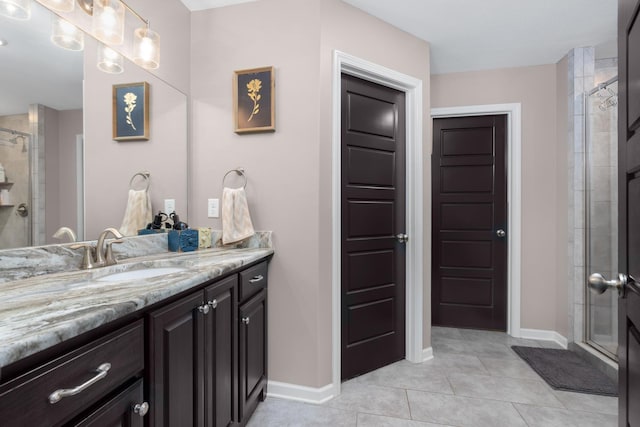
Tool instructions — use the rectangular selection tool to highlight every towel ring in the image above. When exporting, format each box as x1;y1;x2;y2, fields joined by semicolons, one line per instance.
222;168;247;189
129;171;151;191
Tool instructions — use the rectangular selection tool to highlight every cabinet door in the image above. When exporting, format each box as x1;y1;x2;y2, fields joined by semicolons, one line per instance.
149;292;206;427
205;275;238;427
71;379;146;427
238;289;267;423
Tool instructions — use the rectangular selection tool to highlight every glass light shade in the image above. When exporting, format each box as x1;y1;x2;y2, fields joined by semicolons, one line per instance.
133;27;160;69
0;0;30;20
38;0;73;12
97;44;123;74
51;17;83;51
92;0;124;45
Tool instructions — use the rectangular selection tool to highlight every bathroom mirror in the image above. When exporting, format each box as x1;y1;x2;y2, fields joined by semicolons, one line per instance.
0;1;188;249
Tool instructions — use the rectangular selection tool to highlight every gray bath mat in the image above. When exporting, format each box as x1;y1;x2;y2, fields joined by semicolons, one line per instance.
511;346;617;396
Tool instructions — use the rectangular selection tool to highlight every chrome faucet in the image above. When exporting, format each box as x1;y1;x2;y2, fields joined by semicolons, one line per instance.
70;227;124;269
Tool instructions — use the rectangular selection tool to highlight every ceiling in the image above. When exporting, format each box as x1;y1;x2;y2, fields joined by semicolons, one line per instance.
0;0;618;117
180;0;618;74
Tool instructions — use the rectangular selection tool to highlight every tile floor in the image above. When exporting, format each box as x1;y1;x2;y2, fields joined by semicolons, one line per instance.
247;327;618;427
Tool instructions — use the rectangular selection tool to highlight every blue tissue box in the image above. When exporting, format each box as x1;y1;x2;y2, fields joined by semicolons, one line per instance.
168;229;199;252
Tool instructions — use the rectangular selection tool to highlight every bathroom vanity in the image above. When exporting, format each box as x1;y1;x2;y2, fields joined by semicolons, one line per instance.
0;241;273;427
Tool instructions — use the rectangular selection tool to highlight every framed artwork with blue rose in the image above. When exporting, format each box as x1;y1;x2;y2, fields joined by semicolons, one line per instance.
113;82;150;141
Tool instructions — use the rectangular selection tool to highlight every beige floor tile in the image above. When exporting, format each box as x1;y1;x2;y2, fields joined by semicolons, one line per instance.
514;403;618;427
325;382;411;419
357;413;454;427
247;397;356;427
447;372;564;407
407;390;528;427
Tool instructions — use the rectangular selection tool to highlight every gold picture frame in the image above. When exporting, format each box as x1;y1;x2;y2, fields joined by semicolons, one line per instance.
113;82;150;141
233;66;275;133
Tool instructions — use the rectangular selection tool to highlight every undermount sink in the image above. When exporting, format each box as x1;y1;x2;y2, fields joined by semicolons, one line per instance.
96;267;187;282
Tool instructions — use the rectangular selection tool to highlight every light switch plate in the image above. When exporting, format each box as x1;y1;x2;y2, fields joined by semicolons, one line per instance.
164;199;176;214
208;198;219;218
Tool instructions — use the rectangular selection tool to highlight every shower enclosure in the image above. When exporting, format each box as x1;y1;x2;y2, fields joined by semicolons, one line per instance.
585;76;619;360
0;125;31;249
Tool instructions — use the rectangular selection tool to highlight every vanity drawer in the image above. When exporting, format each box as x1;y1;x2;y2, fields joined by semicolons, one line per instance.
239;261;268;301
0;320;144;427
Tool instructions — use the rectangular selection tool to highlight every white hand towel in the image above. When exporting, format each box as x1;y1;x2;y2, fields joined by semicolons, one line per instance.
119;189;153;236
222;187;255;244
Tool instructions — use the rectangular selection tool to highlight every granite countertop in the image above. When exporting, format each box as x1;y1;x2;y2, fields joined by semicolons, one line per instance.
0;246;274;369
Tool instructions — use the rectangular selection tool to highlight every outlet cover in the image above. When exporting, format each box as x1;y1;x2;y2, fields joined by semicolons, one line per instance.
208;198;219;218
164;199;176;214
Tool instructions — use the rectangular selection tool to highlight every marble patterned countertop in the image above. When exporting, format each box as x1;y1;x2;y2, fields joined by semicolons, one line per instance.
0;234;273;369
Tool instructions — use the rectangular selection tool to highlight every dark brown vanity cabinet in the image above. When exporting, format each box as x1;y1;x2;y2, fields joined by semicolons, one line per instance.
149;261;268;427
0;257;269;427
149;275;238;427
0;321;146;427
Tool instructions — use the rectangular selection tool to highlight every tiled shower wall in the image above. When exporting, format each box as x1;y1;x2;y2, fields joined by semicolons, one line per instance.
0;114;30;249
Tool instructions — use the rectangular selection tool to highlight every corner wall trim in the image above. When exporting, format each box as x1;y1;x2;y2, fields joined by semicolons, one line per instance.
267;381;336;404
422;347;434;362
332;50;424;398
431;104;522;338
519;328;569;349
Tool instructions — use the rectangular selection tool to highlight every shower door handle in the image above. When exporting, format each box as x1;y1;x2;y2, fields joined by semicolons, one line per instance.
588;273;630;297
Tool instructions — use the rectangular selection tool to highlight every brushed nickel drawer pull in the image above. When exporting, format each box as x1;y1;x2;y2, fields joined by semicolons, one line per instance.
198;304;210;315
249;275;264;284
208;299;218;309
48;363;111;404
242;317;250;325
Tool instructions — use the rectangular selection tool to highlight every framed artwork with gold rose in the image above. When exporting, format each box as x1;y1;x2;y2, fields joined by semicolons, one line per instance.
233;66;275;133
113;82;150;141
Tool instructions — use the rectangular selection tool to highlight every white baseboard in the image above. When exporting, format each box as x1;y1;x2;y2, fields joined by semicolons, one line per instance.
519;328;568;349
267;380;336;404
422;347;434;362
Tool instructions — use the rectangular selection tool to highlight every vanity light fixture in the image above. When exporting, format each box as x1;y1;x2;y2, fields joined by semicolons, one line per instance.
38;0;73;12
92;0;124;45
133;25;159;69
0;0;30;20
51;16;84;51
97;43;123;74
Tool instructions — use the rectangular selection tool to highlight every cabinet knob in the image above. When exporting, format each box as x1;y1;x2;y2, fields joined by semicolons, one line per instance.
208;299;218;309
198;304;210;315
242;317;250;325
133;401;149;417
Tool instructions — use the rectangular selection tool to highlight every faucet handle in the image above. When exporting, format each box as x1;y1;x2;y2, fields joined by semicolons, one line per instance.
69;243;96;269
105;239;124;266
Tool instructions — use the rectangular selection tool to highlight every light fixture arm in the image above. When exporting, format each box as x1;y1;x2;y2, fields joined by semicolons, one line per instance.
120;0;148;26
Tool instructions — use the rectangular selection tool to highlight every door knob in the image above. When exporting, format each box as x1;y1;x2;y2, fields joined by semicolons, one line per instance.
588;273;628;297
396;233;408;243
496;229;506;238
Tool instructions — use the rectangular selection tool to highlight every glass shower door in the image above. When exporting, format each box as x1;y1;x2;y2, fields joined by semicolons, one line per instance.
585;77;618;359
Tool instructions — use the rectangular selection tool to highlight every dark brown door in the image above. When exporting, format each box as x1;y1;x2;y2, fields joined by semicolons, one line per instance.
341;73;406;380
618;0;640;424
432;115;507;331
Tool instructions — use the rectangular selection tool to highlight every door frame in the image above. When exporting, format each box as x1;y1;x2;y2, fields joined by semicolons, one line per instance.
331;51;424;397
431;104;522;337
